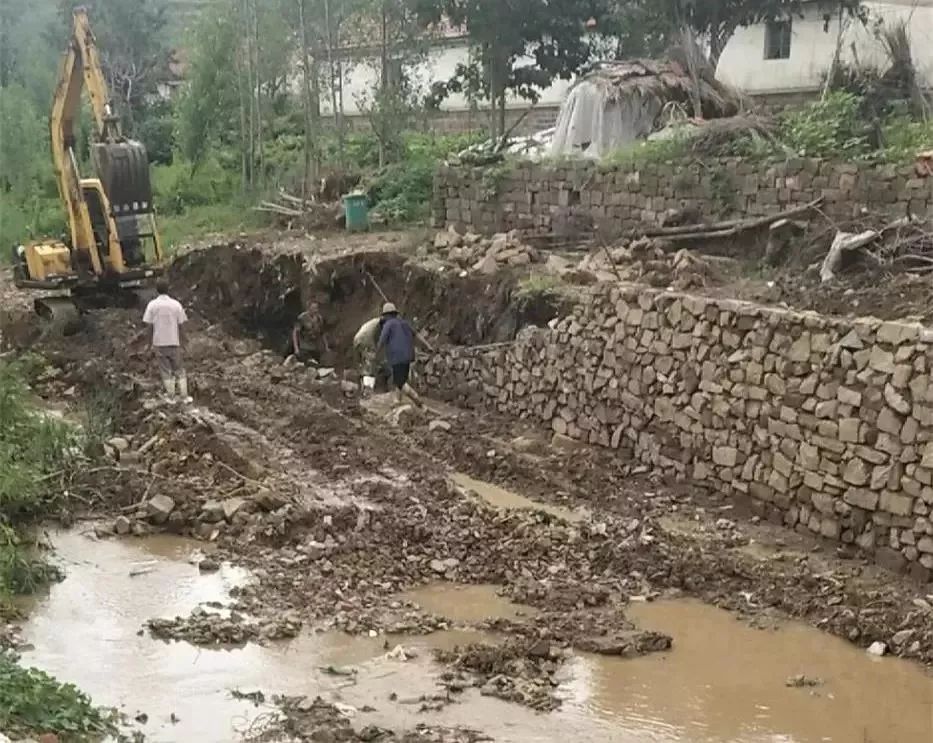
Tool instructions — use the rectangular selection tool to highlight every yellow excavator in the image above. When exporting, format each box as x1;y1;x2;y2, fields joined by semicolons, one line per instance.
12;7;164;330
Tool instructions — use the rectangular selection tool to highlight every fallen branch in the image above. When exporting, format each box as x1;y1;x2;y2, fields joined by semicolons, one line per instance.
820;229;880;283
638;199;825;240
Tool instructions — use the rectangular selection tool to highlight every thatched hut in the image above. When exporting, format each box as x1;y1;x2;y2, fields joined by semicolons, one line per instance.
549;58;742;158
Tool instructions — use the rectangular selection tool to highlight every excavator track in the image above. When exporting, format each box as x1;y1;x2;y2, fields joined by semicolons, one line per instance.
34;297;82;336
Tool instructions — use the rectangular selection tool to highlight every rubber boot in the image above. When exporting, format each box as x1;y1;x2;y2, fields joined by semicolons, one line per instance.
162;377;177;403
177;374;193;405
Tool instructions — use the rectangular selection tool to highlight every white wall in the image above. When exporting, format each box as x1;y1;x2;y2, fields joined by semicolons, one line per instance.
328;41;574;116
717;1;933;94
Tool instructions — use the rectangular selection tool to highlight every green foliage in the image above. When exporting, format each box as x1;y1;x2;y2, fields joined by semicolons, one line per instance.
152;159;239;216
0;362;75;527
175;1;241;167
367;132;483;222
516;273;564;298
158;204;269;252
0;653;118;740
879;115;933;163
779;91;869;159
411;0;603;136
603;133;691;167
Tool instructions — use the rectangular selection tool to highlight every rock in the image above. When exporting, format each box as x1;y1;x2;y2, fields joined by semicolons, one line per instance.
114;516;132;535
487;234;508;256
222;497;247;521
317;368;336;380
892;629;914;646
785;674;822;688
712;446;739;467
551;433;584;452
147;494;176;524
527;639;552;659
511;436;546;454
430;559;447;574
201;500;226;523
866;641;887;656
198;557;221;573
428;419;452;433
107;436;130;452
475;255;498;275
544;255;571;274
340;380;359;395
434;232;450;250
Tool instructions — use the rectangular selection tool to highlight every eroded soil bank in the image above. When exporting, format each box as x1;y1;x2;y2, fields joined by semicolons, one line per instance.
1;239;932;742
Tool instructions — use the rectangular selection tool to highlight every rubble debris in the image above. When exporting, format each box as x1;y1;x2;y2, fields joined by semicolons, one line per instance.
146;607;302;646
785;674;824;688
436;640;568;711
430;228;540;274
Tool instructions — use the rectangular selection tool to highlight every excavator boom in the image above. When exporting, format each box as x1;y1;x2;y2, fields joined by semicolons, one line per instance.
15;7;163;308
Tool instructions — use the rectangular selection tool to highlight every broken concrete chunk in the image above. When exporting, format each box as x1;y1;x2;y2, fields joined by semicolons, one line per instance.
428;419;452;433
222;497;247;521
551;432;584;452
107;436;130;452
201;500;226;523
147;494;176;524
114;515;132;535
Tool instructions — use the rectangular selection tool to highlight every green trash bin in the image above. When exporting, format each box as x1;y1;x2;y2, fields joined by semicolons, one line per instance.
343;192;369;232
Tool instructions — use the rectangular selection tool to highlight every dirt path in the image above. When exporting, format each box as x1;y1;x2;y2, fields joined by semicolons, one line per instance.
2;243;933;741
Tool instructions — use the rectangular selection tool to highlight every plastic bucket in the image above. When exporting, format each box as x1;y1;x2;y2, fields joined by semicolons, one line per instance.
343;193;369;232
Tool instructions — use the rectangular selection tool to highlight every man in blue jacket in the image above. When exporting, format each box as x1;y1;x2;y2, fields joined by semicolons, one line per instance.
375;302;422;406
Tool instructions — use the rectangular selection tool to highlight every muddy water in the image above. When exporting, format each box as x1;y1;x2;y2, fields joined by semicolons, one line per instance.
400;583;933;743
451;473;585;523
400;583;539;623
19;533;933;743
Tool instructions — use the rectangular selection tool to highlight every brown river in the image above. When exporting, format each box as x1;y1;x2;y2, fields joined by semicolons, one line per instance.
16;530;933;743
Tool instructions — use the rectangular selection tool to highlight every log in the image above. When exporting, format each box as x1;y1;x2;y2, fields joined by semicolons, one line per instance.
637;199;825;240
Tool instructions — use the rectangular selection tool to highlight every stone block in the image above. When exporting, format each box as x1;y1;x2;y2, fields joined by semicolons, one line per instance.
713;446;739;467
843;458;871;486
839;418;860;443
880;491;914;517
844;488;879;511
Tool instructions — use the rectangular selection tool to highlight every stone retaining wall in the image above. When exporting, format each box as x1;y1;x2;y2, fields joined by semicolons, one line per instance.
424;286;933;583
433;158;933;236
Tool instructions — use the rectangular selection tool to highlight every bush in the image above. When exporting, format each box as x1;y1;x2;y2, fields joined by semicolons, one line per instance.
778;91;870;158
151;158;239;216
0;654;118;740
0;362;76;599
367;132;484;222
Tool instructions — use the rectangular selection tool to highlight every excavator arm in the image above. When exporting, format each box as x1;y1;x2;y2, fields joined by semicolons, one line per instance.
47;7;163;279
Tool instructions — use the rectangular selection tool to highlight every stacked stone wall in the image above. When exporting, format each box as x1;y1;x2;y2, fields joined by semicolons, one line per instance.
433;158;933;236
424;286;933;582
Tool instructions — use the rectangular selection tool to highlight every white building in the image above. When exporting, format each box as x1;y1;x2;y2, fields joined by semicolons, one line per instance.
331;30;580;132
717;0;933;97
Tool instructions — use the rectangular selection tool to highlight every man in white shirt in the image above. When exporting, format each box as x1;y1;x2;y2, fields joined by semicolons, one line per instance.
143;280;192;404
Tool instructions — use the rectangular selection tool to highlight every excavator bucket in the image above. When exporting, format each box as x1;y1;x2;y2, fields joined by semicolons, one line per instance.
92;141;155;228
92;139;159;267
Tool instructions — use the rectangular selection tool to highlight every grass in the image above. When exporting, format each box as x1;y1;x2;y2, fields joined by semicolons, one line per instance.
157;203;270;254
0;653;119;741
516;272;566;298
0;361;124;740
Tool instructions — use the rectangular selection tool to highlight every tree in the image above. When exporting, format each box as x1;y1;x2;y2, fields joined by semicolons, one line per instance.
176;1;241;170
353;0;428;166
410;0;603;139
53;0;172;128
